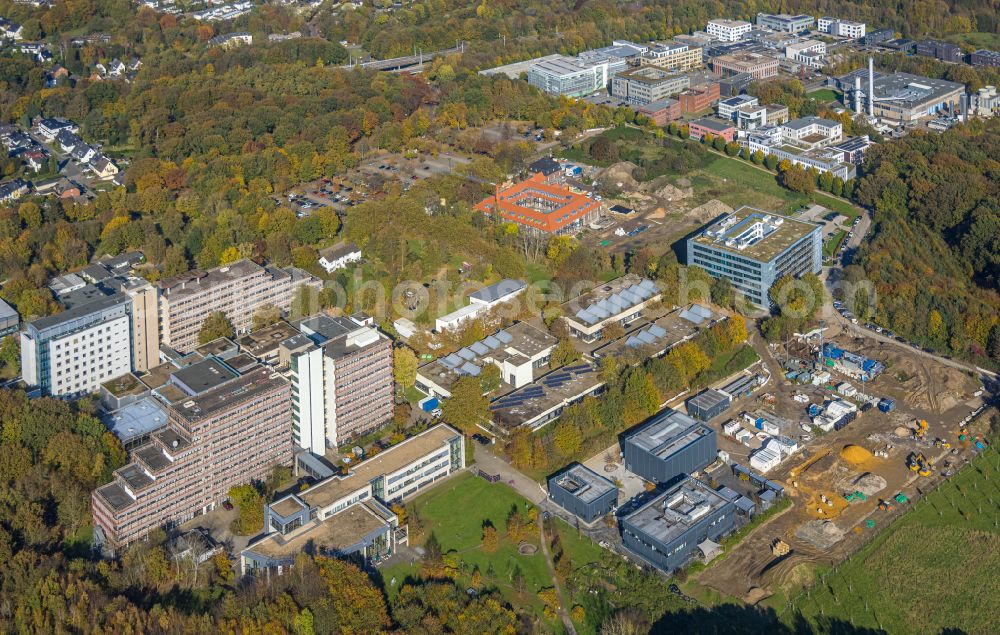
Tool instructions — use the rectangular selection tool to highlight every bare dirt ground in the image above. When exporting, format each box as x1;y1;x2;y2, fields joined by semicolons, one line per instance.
692;335;990;603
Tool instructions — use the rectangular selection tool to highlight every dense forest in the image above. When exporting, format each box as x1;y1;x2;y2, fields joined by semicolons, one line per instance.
852;118;1000;365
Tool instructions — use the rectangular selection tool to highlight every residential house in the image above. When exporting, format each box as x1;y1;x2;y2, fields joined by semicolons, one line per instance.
0;178;30;203
89;155;119;179
317;242;362;274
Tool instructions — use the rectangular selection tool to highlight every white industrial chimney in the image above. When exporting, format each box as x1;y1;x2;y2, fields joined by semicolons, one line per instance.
868;57;875;117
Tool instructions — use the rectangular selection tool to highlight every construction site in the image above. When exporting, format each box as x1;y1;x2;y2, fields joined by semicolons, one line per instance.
689;326;993;605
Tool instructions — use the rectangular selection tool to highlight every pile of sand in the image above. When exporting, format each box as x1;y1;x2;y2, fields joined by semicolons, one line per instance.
840;444;874;466
599;162;640;190
686;199;733;224
893;426;912;438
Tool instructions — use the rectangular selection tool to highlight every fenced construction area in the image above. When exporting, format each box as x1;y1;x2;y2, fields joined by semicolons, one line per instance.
786;444;1000;634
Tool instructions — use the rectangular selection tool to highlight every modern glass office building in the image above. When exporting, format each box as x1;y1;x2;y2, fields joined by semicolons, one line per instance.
686;207;822;306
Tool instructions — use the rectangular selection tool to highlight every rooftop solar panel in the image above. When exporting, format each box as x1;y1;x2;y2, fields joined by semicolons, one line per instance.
482;335;502;349
470;341;490;355
637;330;657;344
626;336;641;348
648;324;667;338
442;354;462;369
496;330;514;343
456;347;476;360
460;362;481;376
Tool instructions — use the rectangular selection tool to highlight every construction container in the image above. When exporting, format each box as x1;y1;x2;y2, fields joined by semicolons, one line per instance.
877;398;896;413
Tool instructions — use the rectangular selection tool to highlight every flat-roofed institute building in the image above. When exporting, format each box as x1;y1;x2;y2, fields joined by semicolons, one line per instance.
623;408;717;484
637;97;682;125
611;66;690;106
868;73;966;123
92;358;292;550
527;55;611;97
241;424;464;576
756;13;814;34
621;475;735;573
282;314;393;453
474;173;602;234
548;463;618;524
561;275;661;343
687;117;737;142
712;52;779;80
638;41;703;70
416;321;557;398
706;19;752;42
686;207;822;306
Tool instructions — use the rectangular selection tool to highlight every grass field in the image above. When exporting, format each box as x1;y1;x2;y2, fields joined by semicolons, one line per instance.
786;446;1000;635
806;88;841;104
381;473;559;627
944;31;1000;50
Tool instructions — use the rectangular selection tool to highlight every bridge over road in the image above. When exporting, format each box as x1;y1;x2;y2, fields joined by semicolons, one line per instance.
342;42;468;71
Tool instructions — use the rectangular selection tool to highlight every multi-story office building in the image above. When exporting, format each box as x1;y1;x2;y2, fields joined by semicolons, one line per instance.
0;298;18;337
637;97;682;125
527;56;612;97
862;29;895;46
686;207;822;306
283;314;394;453
621;476;735;573
21;288;136;397
687;117;737;142
779;116;843;144
717;94;759;120
712;52;779;80
706;19;752;42
639;41;703;70
92;359;292;550
611;66;690;105
678;82;722;113
755;13;814;34
241;424;464;576
817;17;866;39
623;408;717;484
157;259;319;353
915;39;963;63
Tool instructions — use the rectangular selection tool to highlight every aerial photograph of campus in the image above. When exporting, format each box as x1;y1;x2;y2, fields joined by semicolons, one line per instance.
0;0;997;632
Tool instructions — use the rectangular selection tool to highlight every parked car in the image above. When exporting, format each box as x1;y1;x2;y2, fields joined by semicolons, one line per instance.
222;500;233;511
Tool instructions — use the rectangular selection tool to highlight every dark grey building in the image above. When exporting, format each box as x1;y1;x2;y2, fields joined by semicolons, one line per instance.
971;49;1000;68
622;408;717;484
686;388;732;422
548;463;618;524
718;72;753;97
621;476;735;573
862;29;894;47
915;39;962;63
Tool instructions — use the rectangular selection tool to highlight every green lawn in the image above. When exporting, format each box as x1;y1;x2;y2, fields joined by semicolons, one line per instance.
823;229;847;259
806;88;841;104
700;156;803;213
786;446;1000;634
383;472;559;627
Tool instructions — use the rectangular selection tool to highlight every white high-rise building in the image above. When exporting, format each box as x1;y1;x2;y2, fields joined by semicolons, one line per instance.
21;291;134;397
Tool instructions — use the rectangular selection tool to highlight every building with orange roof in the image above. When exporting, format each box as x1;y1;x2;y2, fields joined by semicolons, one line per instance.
474;173;602;234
